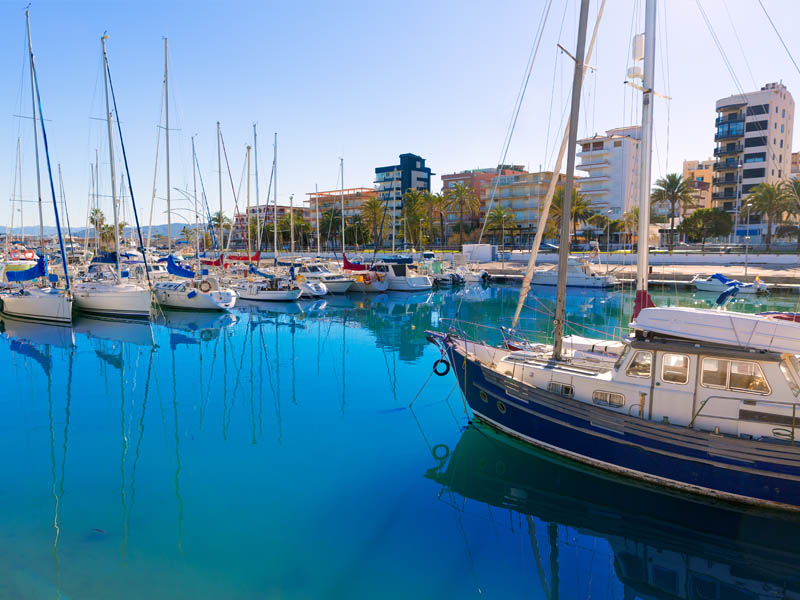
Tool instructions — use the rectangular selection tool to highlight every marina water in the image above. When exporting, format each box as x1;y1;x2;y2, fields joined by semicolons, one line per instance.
3;285;800;598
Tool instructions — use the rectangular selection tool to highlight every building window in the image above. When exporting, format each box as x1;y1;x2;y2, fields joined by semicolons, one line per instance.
593;390;625;407
592;142;604;150
780;155;783;163
782;124;785;133
779;170;782;177
662;354;690;384
746;104;768;116
780;139;784;148
743;167;765;179
627;351;652;378
783;109;786;118
614;140;622;147
744;136;767;148
746;120;768;132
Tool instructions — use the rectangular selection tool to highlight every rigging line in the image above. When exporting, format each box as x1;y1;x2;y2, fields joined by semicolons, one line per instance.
543;0;572;166
721;0;756;89
757;0;800;76
695;0;746;100
478;0;554;243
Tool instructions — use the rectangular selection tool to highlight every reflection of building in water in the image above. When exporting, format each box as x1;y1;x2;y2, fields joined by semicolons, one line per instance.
426;423;800;600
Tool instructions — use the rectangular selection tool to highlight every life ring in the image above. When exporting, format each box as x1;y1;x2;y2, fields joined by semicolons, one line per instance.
432;444;450;461
198;280;212;293
364;273;371;283
8;250;20;260
296;274;306;284
23;250;35;260
589;249;598;259
433;358;450;376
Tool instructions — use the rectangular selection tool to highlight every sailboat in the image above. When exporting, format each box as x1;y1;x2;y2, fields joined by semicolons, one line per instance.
72;35;151;319
0;10;73;324
427;0;800;512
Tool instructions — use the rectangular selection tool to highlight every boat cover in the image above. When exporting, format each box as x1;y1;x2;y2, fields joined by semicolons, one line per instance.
6;255;46;282
166;255;195;279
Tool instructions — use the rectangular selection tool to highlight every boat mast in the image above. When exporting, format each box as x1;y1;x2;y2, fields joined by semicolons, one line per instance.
217;121;223;252
315;183;320;255
94;150;99;252
634;0;657;317
253;123;259;258
551;0;590;361
340;157;345;255
273;132;278;260
246;144;252;262
101;35;121;278
7;138;21;258
164;38;171;255
192;136;200;277
25;10;45;258
290;193;295;258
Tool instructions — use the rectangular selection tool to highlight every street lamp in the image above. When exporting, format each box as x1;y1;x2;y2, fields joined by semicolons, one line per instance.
743;201;752;278
732;160;743;245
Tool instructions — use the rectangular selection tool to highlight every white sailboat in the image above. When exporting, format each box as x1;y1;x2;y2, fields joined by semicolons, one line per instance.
73;35;151;319
0;10;73;324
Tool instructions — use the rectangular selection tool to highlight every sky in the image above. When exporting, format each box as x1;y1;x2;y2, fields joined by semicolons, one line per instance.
2;0;800;230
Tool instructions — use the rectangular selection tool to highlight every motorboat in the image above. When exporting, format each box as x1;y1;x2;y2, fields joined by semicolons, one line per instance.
153;277;236;311
72;265;152;319
296;263;353;294
692;273;768;295
453;265;490;284
372;261;433;292
531;257;617;288
346;271;389;293
230;277;302;302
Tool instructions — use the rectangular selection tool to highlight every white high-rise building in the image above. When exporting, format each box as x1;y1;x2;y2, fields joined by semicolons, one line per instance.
714;82;794;240
576;126;641;219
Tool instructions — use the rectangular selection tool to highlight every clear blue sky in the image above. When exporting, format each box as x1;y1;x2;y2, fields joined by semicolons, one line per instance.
2;0;800;229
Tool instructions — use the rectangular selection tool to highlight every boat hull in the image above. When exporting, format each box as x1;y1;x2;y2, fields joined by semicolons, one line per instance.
693;279;764;294
235;287;302;302
445;340;800;511
0;288;72;324
387;277;433;292
532;271;616;288
153;285;236;311
348;278;389;293
72;283;152;318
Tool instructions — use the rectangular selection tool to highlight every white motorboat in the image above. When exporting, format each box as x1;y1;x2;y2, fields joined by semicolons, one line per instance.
691;273;768;295
532;257;617;288
296;263;353;294
0;286;72;324
231;277;302;302
454;265;490;284
72;266;151;319
299;281;328;297
153;277;237;311
373;262;433;292
344;271;389;293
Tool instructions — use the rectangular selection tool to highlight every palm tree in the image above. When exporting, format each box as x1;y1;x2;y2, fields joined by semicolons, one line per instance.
650;173;696;251
445;183;479;248
432;193;452;251
210;210;231;248
749;182;789;251
420;192;440;250
89;208;105;250
550;188;590;242
486;206;514;249
278;212;311;245
401;189;426;248
360;196;384;246
320;208;342;249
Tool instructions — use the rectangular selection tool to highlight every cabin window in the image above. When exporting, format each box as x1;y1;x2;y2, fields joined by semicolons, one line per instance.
701;358;771;394
626;351;652;378
593;390;625;407
548;382;574;398
780;358;800;397
729;361;770;394
661;354;690;384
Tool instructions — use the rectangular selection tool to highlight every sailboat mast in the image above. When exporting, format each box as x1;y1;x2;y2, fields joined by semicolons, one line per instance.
164;38;171;255
246;145;252;262
552;0;590;360
273;133;278;259
634;0;657;317
315;183;320;255
217;122;223;251
290;193;294;258
192;136;200;276
253;123;259;257
340;157;345;255
101;35;121;277
25;10;45;257
8;138;21;257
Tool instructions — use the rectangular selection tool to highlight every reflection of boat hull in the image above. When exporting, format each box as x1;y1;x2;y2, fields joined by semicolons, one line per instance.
153;282;236;311
0;314;74;347
73;314;155;346
441;336;800;511
0;287;72;323
73;282;152;318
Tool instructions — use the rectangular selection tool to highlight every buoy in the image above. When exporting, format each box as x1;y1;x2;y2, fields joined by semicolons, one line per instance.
433;358;450;376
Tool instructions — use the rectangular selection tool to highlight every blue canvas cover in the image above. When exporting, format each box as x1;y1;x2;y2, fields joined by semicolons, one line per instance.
248;264;273;279
6;255;47;282
166;255;195;279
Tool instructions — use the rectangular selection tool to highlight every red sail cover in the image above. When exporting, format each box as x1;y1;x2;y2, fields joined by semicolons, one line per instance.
343;253;366;271
225;251;260;262
201;257;222;266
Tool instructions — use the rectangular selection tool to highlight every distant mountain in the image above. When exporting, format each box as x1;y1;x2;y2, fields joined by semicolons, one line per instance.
2;224;193;239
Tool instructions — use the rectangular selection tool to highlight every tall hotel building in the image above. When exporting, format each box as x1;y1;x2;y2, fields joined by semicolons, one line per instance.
713;82;793;238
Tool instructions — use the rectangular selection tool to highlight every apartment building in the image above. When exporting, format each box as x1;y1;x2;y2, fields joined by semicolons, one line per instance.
305;187;377;233
713;82;794;239
440;165;526;223
682;158;714;209
576;126;641;219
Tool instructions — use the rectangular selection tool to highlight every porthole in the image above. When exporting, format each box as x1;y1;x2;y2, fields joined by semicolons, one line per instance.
497;401;507;414
479;390;488;403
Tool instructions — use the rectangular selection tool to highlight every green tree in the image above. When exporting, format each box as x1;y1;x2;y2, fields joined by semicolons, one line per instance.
486;206;514;249
278;212;311;246
401;189;426;248
676;208;732;249
360;196;384;246
445;183;480;248
320;208;342;249
431;193;451;251
749;182;790;251
550;188;591;242
89;208;105;250
420;191;440;250
344;215;369;247
650;173;696;251
210;211;232;248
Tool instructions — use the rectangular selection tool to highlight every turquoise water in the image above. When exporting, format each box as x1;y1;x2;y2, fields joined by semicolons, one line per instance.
3;285;800;599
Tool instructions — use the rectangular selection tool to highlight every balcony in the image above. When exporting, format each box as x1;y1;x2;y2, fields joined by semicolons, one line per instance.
713;144;743;157
715;114;744;126
712;176;740;186
711;191;739;201
578;159;609;168
577;148;609;158
713;159;740;172
714;131;744;142
580;174;610;183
